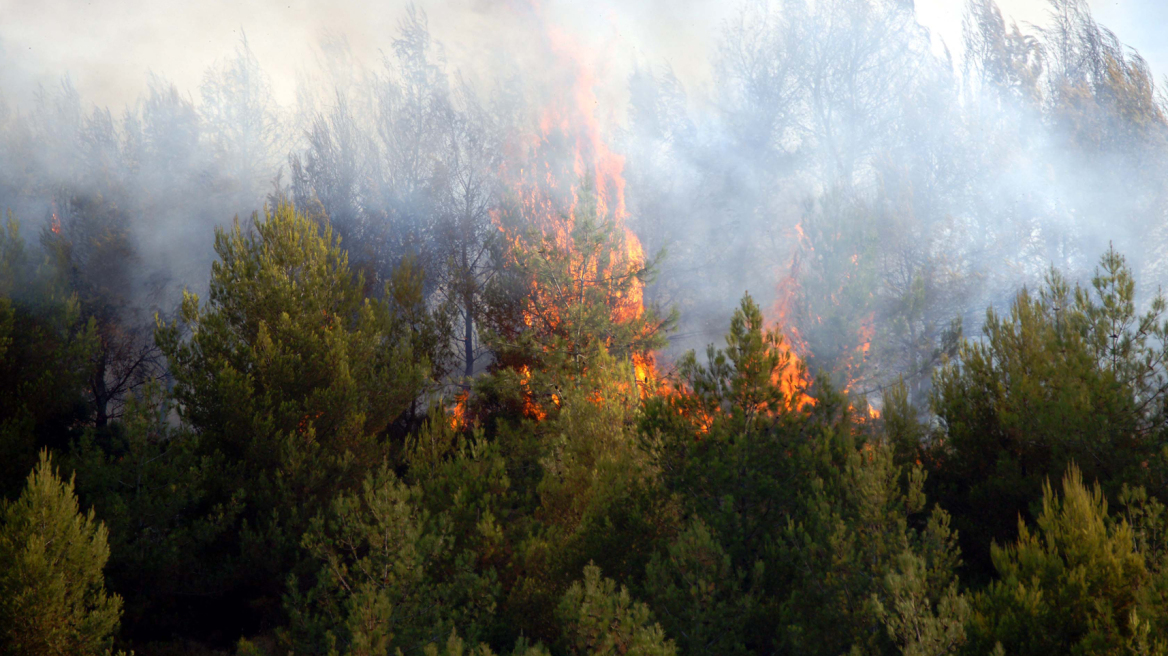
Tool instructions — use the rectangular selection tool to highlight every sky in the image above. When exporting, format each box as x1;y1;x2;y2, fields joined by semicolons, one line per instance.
0;0;734;111
0;0;1165;113
916;0;1168;77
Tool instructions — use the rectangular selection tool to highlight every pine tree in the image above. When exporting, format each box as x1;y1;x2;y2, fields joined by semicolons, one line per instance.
481;182;672;395
967;465;1166;656
284;464;498;656
502;348;676;643
0;450;122;656
643;519;755;656
155;201;434;625
642;294;968;656
556;564;675;656
0;213;97;498
68;382;242;638
929;247;1168;579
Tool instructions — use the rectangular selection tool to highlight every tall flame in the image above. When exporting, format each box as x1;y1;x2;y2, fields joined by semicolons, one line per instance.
770;334;817;411
493;2;652;380
446;2;658;428
774;219;879;420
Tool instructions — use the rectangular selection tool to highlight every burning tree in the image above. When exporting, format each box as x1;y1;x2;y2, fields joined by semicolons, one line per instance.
487;179;668;371
640;293;966;656
453;5;677;425
476;179;672;423
774;190;880;398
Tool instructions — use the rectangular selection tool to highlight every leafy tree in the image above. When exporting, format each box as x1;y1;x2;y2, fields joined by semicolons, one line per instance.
200;33;287;207
457;191;678;646
777;440;966;656
284;464;498;656
48;189;163;429
352;564;676;656
0;450;122;656
779;189;881;393
69;382;242;640
867;171;970;407
501;348;676;644
291;7;452;288
874;541;971;656
482;183;672;388
420;632;550;656
556;564;675;656
641;293;815;571
1041;0;1167;155
963;0;1044;108
1117;485;1168;655
643;519;755;656
432;85;502;380
642;294;967;656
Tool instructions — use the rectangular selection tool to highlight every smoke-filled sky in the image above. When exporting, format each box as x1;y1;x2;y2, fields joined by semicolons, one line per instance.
3;0;1166;398
1;0;723;111
1;0;1165;114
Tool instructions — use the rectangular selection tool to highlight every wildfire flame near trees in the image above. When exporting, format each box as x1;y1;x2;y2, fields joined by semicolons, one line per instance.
774;213;881;419
449;2;666;427
441;1;826;429
479;2;667;408
453;1;878;429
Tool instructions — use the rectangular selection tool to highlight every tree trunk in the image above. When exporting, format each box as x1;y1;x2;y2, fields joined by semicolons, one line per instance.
92;351;109;429
464;299;475;379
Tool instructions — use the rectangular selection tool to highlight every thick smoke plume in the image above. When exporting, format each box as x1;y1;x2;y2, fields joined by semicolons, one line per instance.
2;0;1166;405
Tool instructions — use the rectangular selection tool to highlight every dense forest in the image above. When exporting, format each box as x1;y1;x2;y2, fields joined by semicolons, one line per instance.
4;0;1168;654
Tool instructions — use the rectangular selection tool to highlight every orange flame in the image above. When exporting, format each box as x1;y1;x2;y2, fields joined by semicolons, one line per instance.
488;1;658;412
770;332;817;411
449;392;469;431
773;220;878;418
50;201;61;235
519;365;548;421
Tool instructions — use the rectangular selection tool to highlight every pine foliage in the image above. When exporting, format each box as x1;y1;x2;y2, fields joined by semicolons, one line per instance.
0;450;122;656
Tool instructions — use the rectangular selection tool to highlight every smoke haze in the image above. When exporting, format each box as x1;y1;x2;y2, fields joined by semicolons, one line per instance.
4;0;1165;111
2;0;1167;404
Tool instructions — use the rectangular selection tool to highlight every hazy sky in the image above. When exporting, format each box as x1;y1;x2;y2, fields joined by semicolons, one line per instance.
0;0;1164;113
917;0;1168;76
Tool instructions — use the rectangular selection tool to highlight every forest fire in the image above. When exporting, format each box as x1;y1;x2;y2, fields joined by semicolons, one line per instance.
446;4;659;428
491;2;656;392
771;336;817;411
766;223;817;411
774;219;879;418
10;1;1166;650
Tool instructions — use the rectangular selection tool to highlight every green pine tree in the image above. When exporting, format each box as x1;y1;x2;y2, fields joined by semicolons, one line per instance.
283;464;498;656
556;564;675;656
967;465;1165;656
155;201;434;625
642;294;968;656
478;181;673;424
0;450;122;656
68;381;242;637
929;246;1168;580
0;213;98;498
